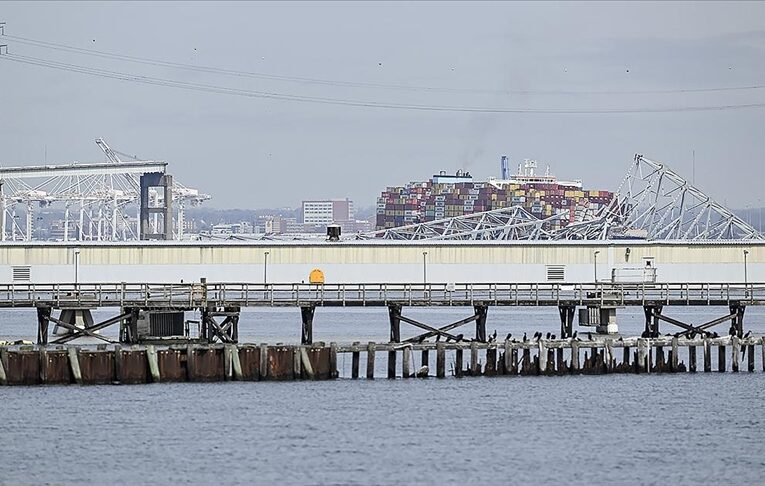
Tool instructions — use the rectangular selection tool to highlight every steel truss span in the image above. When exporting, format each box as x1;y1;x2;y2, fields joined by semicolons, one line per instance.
367;154;764;241
0;138;210;242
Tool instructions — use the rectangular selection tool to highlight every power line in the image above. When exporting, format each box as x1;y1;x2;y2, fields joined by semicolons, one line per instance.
2;52;765;114
4;33;765;96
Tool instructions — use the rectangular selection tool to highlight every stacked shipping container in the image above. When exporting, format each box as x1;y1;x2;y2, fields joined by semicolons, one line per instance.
376;172;613;230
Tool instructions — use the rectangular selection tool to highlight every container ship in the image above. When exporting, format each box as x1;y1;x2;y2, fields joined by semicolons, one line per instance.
376;155;614;230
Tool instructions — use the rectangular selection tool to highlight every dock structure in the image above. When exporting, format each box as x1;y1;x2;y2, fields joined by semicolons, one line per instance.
1;335;764;386
0;281;762;346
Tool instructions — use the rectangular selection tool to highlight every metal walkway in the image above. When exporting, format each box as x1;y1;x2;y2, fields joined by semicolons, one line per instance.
2;281;765;309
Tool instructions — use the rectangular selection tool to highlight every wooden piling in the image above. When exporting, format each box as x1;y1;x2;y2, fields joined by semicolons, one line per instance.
510;346;518;375
571;339;580;373
146;345;160;382
503;340;512;374
402;346;411;378
604;340;614;373
299;347;314;379
637;339;647;373
436;343;445;378
39;347;48;384
689;345;697;373
329;342;338;379
703;339;711;372
731;337;740;373
259;343;268;380
470;342;479;376
68;347;83;385
366;342;375;379
421;349;429;368
718;343;726;372
748;344;755;372
351;342;360;379
113;345;123;383
455;348;463;377
0;348;7;385
556;347;564;375
671;338;679;372
230;345;243;380
387;349;396;379
292;347;301;379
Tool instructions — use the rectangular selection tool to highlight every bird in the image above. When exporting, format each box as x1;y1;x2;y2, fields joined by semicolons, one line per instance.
455;334;464;343
572;331;578;340
505;332;512;341
617;337;623;342
587;332;593;341
545;332;551;340
551;334;556;340
417;335;426;344
491;330;497;342
522;332;527;343
729;325;737;336
435;334;441;342
712;332;719;338
744;330;752;338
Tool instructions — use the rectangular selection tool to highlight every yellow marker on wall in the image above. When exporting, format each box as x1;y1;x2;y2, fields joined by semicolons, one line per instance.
309;268;325;284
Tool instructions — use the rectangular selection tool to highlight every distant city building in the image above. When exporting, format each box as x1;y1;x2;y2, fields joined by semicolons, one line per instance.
376;158;613;230
211;222;254;235
266;216;298;234
301;199;354;225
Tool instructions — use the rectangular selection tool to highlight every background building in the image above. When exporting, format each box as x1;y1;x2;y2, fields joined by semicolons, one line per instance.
301;199;355;225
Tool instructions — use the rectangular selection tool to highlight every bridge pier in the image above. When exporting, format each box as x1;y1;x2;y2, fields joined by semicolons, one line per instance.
36;306;51;345
730;304;745;337
474;304;488;342
558;304;575;339
201;306;240;344
643;305;663;337
388;304;402;343
301;305;315;345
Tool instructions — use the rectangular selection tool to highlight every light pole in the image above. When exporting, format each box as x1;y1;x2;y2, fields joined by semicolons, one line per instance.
422;251;428;284
74;248;80;285
264;251;270;284
743;249;749;288
593;250;600;283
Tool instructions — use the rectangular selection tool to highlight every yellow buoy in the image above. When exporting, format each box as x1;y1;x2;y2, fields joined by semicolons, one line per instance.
309;268;325;284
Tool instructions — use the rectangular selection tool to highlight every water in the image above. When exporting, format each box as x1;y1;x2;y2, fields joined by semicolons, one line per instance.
2;308;765;484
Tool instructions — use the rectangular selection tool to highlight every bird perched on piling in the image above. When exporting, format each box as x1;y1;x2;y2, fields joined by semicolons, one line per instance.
545;332;551;340
455;334;464;343
491;330;497;342
551;334;556;340
436;334;441;342
505;332;512;341
522;332;527;343
729;324;737;336
744;330;752;338
572;331;578;340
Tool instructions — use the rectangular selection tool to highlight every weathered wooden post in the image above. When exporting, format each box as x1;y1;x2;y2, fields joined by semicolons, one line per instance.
259;343;268;381
300;306;315;345
351;342;360;379
436;342;446;378
68;347;83;385
36;306;51;346
718;342;726;373
470;341;479;376
474;304;488;342
671;337;679;372
366;342;375;379
637;338;647;373
455;347;464;377
421;348;429;369
703;338;711;372
604;340;614;373
113;345;123;383
402;346;411;378
731;337;740;373
387;348;396;379
504;340;512;375
329;342;338;379
571;339;580;373
688;345;697;373
748;344;755;372
388;304;402;343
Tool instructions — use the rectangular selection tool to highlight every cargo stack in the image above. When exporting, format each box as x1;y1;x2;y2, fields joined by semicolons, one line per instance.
376;162;613;230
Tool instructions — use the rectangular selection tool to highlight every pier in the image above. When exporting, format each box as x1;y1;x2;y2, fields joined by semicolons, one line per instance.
2;280;765;385
1;335;765;386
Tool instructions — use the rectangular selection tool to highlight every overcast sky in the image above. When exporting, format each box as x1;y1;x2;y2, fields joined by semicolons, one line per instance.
1;1;764;209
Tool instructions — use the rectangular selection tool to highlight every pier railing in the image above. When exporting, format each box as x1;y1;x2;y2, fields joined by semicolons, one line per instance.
0;282;764;308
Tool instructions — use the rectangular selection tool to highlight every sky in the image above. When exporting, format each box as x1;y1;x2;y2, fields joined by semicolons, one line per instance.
1;1;765;209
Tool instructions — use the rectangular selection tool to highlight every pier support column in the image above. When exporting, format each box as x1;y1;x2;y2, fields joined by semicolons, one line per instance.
643;305;663;337
36;306;51;345
558;305;575;339
120;307;140;344
301;306;315;345
388;304;401;343
730;304;745;337
474;304;488;342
